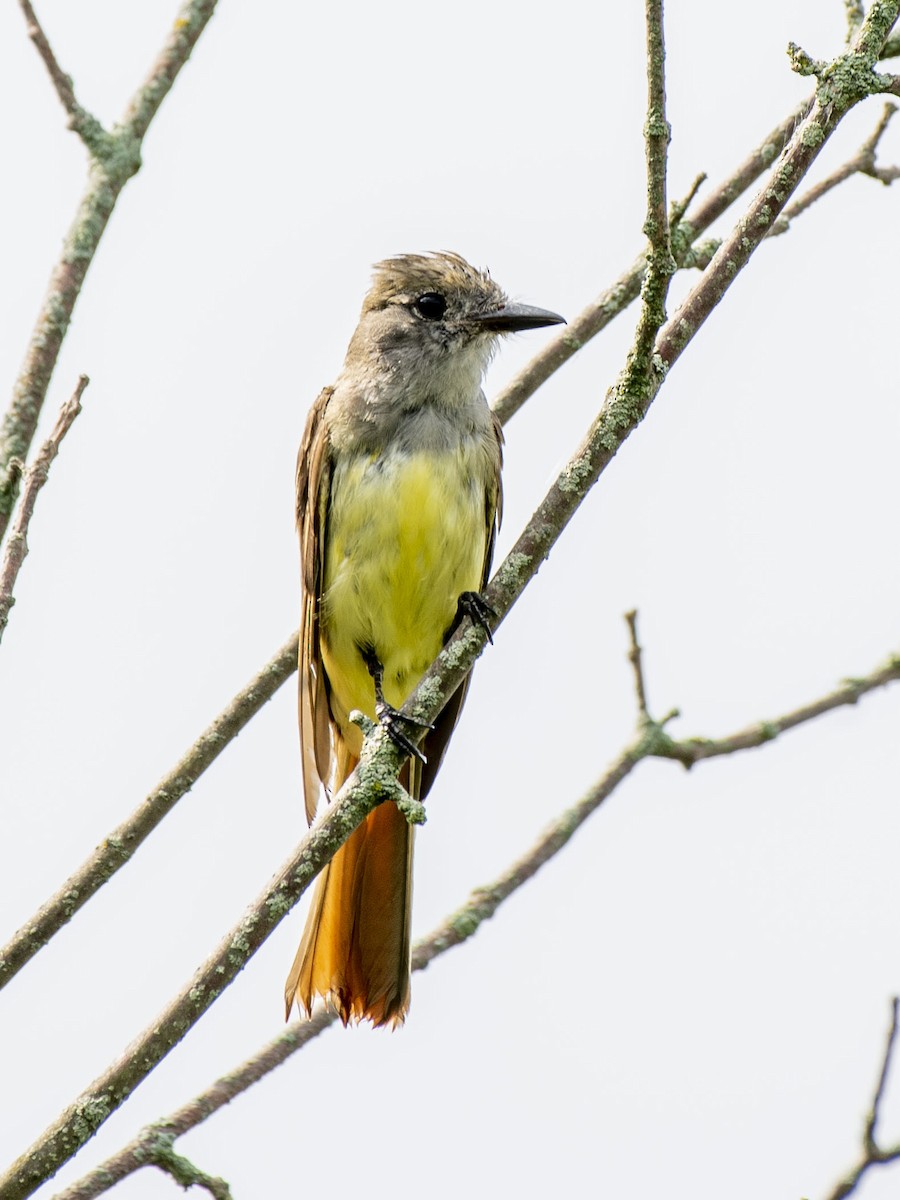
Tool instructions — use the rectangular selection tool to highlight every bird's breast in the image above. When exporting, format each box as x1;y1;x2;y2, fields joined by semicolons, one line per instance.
321;440;492;717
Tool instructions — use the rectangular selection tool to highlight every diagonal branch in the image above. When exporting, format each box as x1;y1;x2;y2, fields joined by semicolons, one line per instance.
491;97;806;425
0;0;219;542
17;2;103;145
0;632;299;991
0;375;87;648
656;2;899;371
770;101;900;235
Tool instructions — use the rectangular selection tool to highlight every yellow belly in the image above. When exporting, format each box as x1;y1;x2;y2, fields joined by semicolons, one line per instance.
321;446;488;744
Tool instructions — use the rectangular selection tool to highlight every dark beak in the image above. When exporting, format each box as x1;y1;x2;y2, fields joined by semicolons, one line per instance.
474;301;566;332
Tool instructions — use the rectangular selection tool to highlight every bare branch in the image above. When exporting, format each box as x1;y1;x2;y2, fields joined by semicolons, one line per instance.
661;651;900;768
0;717;413;1198
490;100;807;426
866;997;899;1153
0;376;87;647
638;0;674;330
0;0;219;542
149;1139;232;1200
16;2;103;145
824;998;900;1200
51;1010;337;1200
656;3;899;372
771;102;900;235
846;0;866;44
625;610;651;719
0;631;298;992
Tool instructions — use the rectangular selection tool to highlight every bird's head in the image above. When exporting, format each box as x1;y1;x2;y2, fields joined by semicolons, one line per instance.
345;252;565;397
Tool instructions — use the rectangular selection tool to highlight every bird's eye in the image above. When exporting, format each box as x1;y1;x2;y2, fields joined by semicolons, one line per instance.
413;292;447;321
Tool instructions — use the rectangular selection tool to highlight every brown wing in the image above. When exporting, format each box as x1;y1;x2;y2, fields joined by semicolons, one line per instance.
297;386;335;823
420;411;504;799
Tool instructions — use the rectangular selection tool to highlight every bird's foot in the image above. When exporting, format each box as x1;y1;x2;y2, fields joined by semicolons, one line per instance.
457;591;496;644
374;698;431;764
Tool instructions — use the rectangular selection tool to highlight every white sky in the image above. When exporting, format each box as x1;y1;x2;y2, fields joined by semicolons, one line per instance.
2;2;900;1198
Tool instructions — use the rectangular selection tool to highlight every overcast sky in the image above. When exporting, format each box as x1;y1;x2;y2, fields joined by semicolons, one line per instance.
2;2;900;1198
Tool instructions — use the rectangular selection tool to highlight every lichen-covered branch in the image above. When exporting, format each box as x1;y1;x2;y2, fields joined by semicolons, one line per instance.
0;717;413;1199
619;611;900;767
491;97;805;425
770;101;899;235
0;375;87;647
16;2;102;146
0;0;218;541
656;1;899;369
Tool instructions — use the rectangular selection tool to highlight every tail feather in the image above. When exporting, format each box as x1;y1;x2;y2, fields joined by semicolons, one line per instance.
285;756;414;1028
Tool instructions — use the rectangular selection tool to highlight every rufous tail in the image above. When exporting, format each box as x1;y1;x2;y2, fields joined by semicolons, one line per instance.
284;756;414;1028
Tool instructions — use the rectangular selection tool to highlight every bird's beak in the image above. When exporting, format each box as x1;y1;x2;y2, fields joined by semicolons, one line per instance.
473;301;566;332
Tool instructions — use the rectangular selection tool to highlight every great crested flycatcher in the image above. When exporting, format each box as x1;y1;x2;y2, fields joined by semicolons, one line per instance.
285;252;564;1027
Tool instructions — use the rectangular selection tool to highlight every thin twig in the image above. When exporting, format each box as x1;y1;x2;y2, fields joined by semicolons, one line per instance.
0;0;218;542
846;0;866;44
662;652;900;768
669;172;707;225
866;997;899;1152
0;631;299;991
51;635;900;1200
824;998;900;1200
655;3;900;372
16;2;103;144
490;100;807;426
0;376;87;647
149;1139;232;1200
625;610;650;718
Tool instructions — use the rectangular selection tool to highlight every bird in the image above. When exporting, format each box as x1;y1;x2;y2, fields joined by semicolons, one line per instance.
285;252;564;1027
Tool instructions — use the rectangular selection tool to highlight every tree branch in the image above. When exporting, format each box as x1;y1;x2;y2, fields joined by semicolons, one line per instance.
660;651;900;767
656;2;899;371
0;376;87;648
0;719;412;1199
491;96;806;426
16;2;103;145
148;1138;232;1200
0;632;298;991
824;998;900;1200
770;101;899;235
0;0;218;542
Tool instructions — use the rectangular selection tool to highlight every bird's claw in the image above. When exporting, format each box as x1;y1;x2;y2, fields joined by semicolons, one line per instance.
457;590;496;644
375;700;431;764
